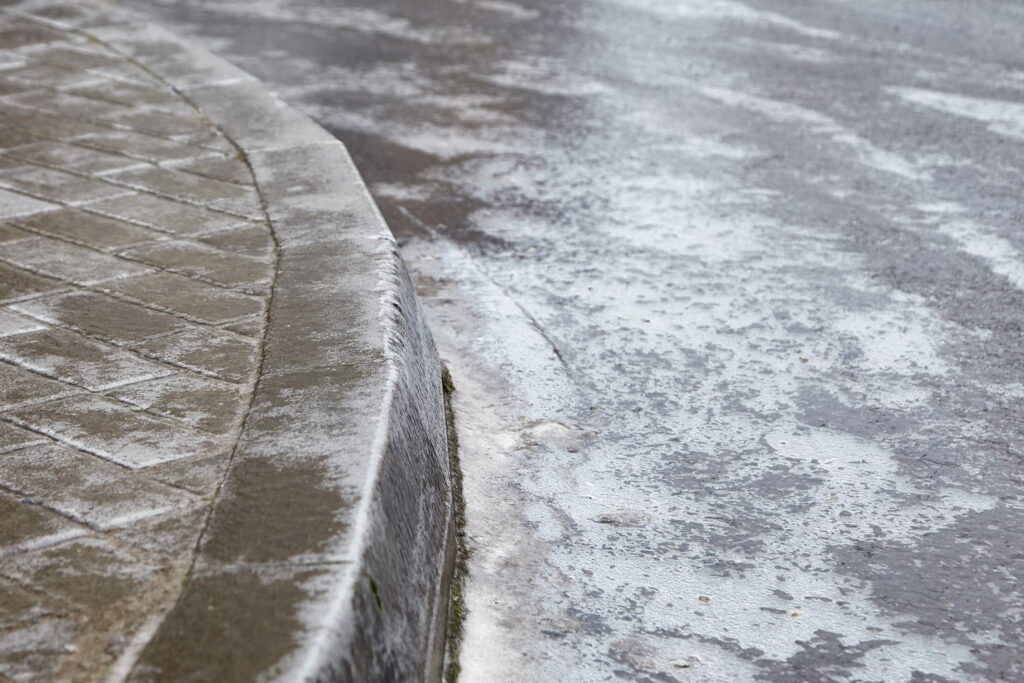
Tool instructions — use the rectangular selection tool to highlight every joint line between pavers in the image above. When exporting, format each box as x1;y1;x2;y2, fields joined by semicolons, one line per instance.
108;252;268;298
4;214;263;268
1;145;153;181
8;150;151;179
0;350;237;435
0;253;156;288
0;200;62;221
0;416;219;511
0;313;213;390
7;288;265;363
0;173;116;214
0;404;216;470
93;177;260;221
0;465;156;533
0;440;39;456
0;497;203;567
0;285;74;307
0;179;135;208
44;82;200;118
0;95;221;149
79;201;261;237
0;526;89;561
77;279;266;330
160;160;262;189
2;257;267;330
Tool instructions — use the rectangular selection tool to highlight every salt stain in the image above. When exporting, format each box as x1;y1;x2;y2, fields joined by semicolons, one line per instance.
732;37;838;64
831;307;950;377
701;85;928;181
914;201;1024;292
889;86;1024;140
480;56;612;97
605;0;843;41
449;0;540;20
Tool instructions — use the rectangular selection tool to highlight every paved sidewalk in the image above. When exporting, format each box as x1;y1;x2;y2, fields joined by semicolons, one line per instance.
0;2;454;681
0;7;273;681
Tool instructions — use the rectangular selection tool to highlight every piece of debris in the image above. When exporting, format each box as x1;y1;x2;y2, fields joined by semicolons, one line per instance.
671;655;702;669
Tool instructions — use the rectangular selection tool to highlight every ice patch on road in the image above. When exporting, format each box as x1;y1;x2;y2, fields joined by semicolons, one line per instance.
604;0;842;41
479;145;988;678
914;201;1024;291
479;56;612;97
940;221;1024;291
701;86;928;181
889;86;1024;141
732;37;839;64
832;306;950;377
448;0;540;20
535;423;991;682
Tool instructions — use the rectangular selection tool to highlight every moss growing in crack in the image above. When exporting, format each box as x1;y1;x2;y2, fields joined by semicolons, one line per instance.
442;366;469;683
368;575;384;613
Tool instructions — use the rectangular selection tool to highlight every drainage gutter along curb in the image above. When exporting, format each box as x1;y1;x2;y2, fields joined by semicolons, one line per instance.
23;5;455;681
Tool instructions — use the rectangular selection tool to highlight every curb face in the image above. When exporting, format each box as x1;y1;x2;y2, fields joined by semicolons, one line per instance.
10;5;454;681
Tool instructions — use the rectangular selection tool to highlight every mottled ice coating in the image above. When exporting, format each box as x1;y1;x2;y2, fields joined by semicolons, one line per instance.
136;0;1024;680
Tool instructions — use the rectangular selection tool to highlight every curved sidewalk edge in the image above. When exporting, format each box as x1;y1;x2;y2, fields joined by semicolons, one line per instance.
23;4;455;681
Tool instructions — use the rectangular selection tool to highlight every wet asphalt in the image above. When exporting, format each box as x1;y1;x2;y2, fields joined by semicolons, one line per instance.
133;0;1024;680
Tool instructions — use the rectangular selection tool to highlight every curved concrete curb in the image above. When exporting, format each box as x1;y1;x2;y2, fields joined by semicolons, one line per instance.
15;3;455;680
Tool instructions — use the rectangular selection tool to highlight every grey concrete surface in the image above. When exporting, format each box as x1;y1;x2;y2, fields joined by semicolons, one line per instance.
0;3;452;681
129;0;1024;681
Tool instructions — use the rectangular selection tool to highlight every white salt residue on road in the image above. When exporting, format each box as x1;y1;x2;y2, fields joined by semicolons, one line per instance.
699;86;929;181
415;104;991;677
889;86;1024;140
912;201;1024;293
606;0;843;41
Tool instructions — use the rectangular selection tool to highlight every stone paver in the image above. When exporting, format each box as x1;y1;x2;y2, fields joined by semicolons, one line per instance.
8;394;225;468
0;7;276;679
98;271;264;324
0;310;44;338
0;493;84;557
0;164;131;205
0;422;46;454
11;207;160;250
84;191;246;235
0;188;56;219
135;327;258;384
0;361;78;411
11;290;190;345
0;236;149;284
105;165;262;219
120;239;271;292
0;262;65;305
108;373;245;435
0;328;173;391
5;140;148;176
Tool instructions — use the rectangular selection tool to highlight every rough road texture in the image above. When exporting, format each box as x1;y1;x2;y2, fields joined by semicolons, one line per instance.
130;0;1024;681
0;2;452;681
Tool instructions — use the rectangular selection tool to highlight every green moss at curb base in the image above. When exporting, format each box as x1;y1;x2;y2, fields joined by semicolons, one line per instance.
442;366;469;683
368;574;384;613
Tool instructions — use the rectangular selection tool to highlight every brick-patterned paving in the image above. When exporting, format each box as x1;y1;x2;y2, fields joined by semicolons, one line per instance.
0;7;274;679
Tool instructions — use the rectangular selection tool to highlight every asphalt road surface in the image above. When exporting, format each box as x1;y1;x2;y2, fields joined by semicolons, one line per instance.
134;0;1024;680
